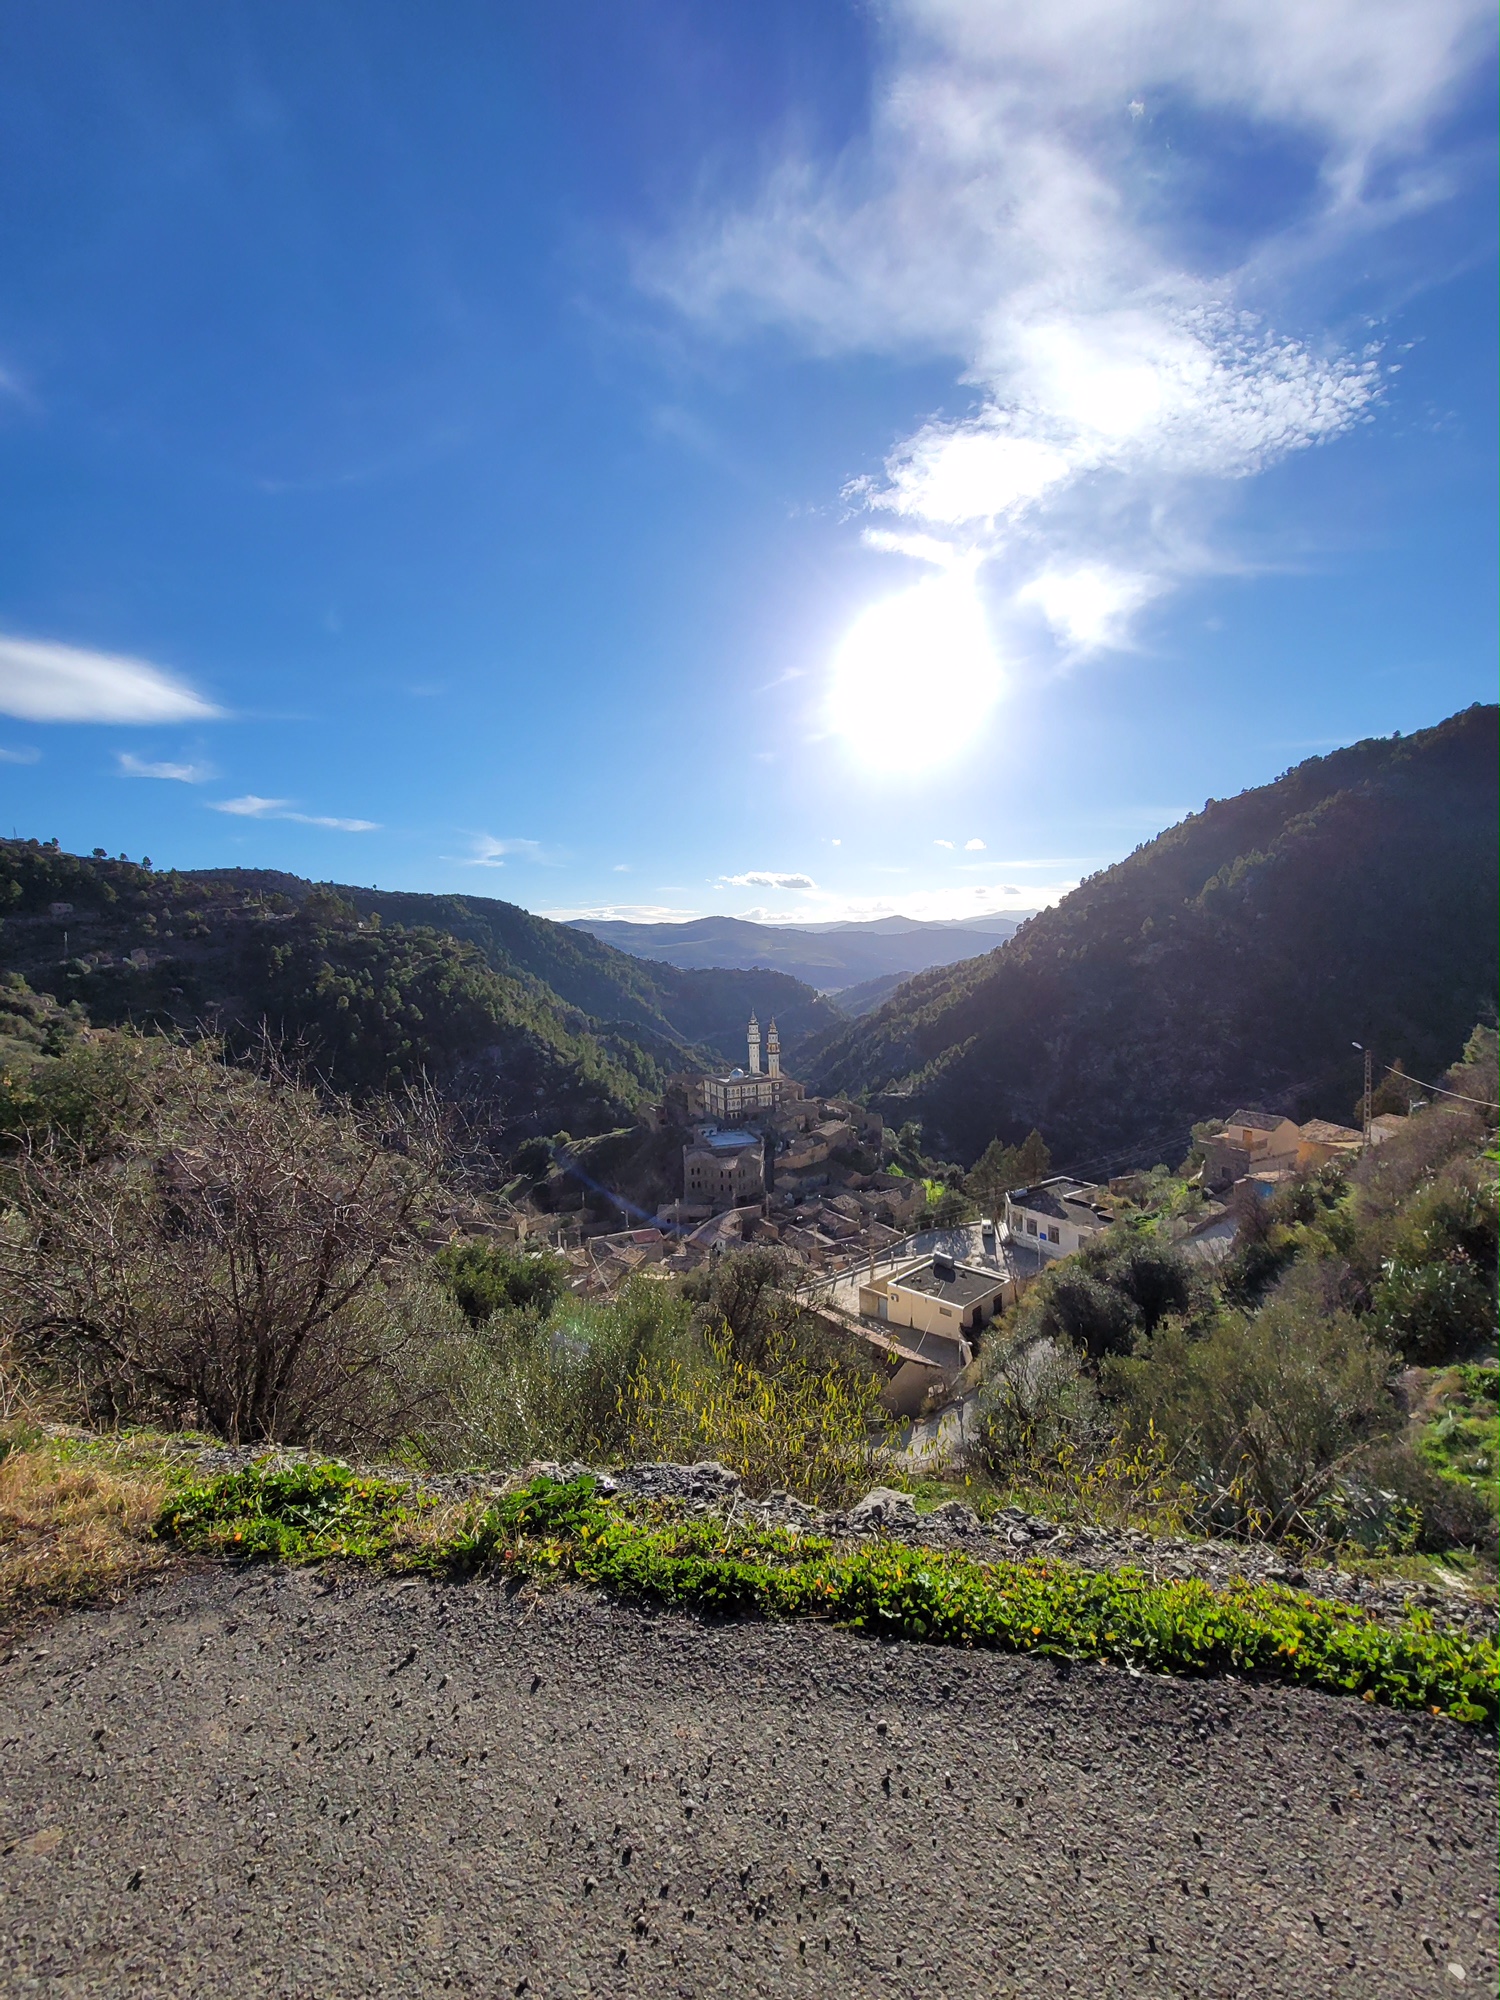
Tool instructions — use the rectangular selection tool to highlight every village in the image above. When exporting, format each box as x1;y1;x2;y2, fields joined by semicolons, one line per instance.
481;1013;1404;1423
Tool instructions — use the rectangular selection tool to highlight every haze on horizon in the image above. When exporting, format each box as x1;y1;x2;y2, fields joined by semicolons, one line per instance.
0;1;1493;928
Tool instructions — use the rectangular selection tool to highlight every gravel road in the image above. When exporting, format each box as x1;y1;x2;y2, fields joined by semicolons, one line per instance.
2;1566;1494;1998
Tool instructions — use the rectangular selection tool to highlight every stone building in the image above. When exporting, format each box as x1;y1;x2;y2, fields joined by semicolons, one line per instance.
682;1127;765;1212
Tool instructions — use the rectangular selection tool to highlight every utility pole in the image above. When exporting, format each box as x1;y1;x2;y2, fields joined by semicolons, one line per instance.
1364;1045;1373;1140
1353;1041;1373;1141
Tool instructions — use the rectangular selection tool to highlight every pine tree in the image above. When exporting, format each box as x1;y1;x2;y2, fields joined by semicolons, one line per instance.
965;1137;1021;1221
1015;1128;1052;1184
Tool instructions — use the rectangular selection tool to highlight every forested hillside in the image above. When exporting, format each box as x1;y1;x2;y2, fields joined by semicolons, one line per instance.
813;706;1499;1169
0;848;837;1140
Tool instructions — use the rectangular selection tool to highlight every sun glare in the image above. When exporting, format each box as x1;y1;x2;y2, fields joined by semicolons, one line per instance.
827;570;1000;767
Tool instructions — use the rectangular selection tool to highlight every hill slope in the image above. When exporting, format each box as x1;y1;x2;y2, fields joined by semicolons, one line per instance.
0;849;838;1139
813;706;1499;1171
569;912;1025;989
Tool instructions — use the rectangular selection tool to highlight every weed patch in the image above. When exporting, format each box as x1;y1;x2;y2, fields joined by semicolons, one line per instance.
0;1433;170;1632
159;1466;1498;1727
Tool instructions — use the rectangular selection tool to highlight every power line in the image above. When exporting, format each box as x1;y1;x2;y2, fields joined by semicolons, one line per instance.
1380;1063;1499;1112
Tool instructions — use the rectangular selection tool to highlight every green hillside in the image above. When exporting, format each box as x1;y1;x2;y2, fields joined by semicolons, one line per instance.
0;847;837;1139
812;706;1499;1171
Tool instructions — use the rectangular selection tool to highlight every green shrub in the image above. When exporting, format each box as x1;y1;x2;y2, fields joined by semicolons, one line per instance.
1373;1259;1495;1366
1007;1228;1202;1361
415;1273;697;1469
1355;1439;1496;1558
627;1331;883;1505
974;1336;1109;1470
432;1240;568;1324
1113;1296;1401;1540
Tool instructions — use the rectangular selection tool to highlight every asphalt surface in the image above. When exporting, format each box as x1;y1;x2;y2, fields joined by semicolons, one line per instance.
1;1565;1494;1998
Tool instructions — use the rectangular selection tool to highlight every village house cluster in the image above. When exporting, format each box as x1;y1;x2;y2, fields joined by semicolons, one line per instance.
498;1023;1415;1421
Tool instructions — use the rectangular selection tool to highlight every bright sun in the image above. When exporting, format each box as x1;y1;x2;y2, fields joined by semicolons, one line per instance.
826;570;1001;767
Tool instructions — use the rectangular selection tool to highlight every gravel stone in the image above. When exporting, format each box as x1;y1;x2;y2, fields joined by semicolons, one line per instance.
847;1487;921;1531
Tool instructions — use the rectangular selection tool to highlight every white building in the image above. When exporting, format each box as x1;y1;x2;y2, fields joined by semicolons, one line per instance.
857;1252;1008;1343
1003;1177;1111;1257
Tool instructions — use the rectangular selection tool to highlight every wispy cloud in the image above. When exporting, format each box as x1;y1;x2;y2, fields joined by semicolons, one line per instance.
118;751;215;784
0;635;222;723
0;744;40;765
211;795;379;832
542;903;703;923
450;834;559;869
720;870;816;890
755;666;807;695
933;838;955;849
645;0;1489;663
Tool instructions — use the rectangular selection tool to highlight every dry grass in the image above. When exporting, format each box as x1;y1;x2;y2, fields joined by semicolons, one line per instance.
0;1435;172;1637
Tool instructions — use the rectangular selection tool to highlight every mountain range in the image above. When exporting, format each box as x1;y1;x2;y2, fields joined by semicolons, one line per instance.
567;911;1025;990
0;854;841;1139
809;705;1499;1173
2;706;1491;1174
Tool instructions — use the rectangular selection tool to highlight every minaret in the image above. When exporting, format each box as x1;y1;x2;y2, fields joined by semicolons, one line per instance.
747;1012;762;1075
766;1018;781;1078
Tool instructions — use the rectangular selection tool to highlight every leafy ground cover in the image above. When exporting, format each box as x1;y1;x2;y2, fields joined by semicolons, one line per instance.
156;1461;1499;1727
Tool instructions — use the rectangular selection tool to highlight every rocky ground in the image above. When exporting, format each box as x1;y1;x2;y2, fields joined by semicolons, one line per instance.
2;1563;1495;1999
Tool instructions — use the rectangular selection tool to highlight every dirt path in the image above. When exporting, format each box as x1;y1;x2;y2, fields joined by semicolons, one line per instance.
2;1566;1494;1998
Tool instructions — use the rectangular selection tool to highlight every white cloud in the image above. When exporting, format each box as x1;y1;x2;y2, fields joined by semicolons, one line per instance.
0;744;40;765
965;837;986;850
1017;566;1160;653
645;0;1489;665
720;870;817;890
211;795;378;832
0;636;222;723
118;752;214;784
453;835;553;868
934;838;955;849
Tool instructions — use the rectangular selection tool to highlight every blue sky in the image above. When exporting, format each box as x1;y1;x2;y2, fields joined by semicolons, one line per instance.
0;0;1493;925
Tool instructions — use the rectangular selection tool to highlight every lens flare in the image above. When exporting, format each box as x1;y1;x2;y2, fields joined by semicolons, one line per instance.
827;570;1000;767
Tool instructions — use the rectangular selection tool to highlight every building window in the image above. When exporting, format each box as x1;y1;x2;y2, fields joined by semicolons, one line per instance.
1026;1218;1038;1235
1048;1226;1060;1244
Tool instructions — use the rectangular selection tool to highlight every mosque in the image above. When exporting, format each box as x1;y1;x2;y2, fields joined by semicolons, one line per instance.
698;1011;804;1121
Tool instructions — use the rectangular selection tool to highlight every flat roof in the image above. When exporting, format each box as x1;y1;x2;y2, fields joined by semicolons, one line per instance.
889;1260;1005;1308
698;1128;759;1152
1009;1183;1107;1224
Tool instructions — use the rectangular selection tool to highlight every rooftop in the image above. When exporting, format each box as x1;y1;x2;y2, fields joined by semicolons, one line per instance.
1008;1178;1108;1224
889;1259;1006;1308
1297;1119;1364;1145
690;1128;761;1154
1227;1108;1291;1132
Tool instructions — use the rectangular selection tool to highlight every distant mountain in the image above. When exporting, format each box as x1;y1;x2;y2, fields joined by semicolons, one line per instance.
812;706;1500;1173
829;971;912;1018
567;911;1028;990
0;849;840;1142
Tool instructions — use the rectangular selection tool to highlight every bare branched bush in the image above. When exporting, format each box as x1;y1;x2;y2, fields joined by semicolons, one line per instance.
0;1040;444;1446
